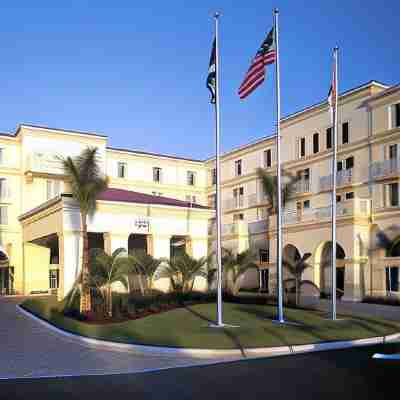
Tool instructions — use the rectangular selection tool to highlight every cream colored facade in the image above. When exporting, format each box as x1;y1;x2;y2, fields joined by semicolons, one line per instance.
0;125;212;298
207;81;400;301
1;80;400;301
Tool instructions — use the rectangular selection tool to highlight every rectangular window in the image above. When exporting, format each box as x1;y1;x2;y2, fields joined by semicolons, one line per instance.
386;267;399;292
49;269;59;289
313;133;319;154
153;167;162;183
260;269;269;292
345;192;354;200
259;249;269;264
303;200;310;209
233;213;244;221
0;178;7;199
300;137;306;157
342;122;349;144
46;180;61;201
326;128;332;149
211;168;217;185
345;156;354;170
337;161;343;171
395;104;400;128
235;159;242;176
117;162;127;178
0;206;7;225
389;183;399;206
264;149;272;168
389;144;398;160
336;195;342;202
233;187;244;207
187;171;196;186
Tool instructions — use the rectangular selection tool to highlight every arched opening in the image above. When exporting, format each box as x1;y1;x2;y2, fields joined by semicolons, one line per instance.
170;236;187;258
0;247;13;295
128;234;148;255
318;241;346;295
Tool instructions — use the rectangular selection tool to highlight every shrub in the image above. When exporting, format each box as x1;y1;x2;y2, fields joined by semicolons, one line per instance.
362;295;400;306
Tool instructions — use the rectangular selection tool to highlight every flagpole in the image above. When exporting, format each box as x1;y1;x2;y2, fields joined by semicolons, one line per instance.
214;12;224;327
274;8;284;323
331;47;339;320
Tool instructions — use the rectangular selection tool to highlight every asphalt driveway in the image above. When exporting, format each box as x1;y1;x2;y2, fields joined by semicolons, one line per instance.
0;297;231;379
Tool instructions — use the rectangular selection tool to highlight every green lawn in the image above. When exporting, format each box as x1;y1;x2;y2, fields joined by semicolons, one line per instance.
21;296;400;350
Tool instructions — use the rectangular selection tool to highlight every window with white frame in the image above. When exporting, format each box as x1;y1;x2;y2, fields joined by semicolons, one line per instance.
46;180;61;201
313;132;319;154
264;149;272;168
235;159;242;176
233;187;244;208
342;122;349;144
297;137;306;158
153;167;162;183
326;127;333;149
388;182;399;207
187;171;196;186
0;178;9;200
117;162;127;178
0;206;7;225
389;103;400;129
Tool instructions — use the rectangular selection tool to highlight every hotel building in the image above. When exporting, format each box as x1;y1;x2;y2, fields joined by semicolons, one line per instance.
1;80;400;301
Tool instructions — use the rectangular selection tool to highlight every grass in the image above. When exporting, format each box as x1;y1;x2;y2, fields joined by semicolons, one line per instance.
21;296;400;350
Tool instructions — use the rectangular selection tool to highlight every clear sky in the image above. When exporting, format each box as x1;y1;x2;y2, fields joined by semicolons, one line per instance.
1;1;398;159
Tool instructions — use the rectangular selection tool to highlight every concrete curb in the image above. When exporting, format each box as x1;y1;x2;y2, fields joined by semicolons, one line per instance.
17;305;400;360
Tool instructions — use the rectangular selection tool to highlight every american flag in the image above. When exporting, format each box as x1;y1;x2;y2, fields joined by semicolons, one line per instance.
328;52;337;124
238;28;276;100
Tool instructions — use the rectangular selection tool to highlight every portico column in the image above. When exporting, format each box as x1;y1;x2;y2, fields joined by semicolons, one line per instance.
146;234;154;256
57;231;81;301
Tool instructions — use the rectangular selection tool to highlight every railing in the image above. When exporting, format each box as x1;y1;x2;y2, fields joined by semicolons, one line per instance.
26;153;66;175
265;198;371;231
248;219;268;234
370;159;400;180
294;179;311;194
223;194;269;211
319;168;353;192
208;221;247;237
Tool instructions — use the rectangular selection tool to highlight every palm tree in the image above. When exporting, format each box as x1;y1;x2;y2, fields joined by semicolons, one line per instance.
89;248;129;317
128;250;163;294
283;249;318;307
61;147;108;314
155;253;210;293
221;248;258;295
256;168;297;215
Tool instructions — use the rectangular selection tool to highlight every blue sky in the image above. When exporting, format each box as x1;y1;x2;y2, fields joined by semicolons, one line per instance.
0;1;398;159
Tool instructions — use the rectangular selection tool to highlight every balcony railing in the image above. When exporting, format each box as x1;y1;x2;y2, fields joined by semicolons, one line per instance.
248;219;268;234
370;159;400;180
223;194;269;211
319;168;353;192
208;221;247;237
294;179;311;195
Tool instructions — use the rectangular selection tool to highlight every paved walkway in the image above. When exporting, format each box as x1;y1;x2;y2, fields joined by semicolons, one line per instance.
0;297;234;379
305;298;400;321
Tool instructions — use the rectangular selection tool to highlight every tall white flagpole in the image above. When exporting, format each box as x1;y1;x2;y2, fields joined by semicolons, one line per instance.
331;47;339;320
274;8;284;323
214;12;224;326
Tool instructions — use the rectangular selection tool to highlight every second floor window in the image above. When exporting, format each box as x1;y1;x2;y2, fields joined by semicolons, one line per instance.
153;167;162;183
235;159;242;176
326;127;332;149
0;206;8;225
187;171;196;186
0;178;9;199
264;149;272;168
396;104;400;128
342;122;349;144
117;162;127;178
46;180;61;200
313;133;319;154
389;182;399;207
345;191;354;200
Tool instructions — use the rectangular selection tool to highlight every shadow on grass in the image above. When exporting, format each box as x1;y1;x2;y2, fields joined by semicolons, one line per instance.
184;305;246;356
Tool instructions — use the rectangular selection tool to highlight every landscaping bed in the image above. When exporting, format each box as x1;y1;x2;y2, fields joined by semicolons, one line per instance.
21;296;400;350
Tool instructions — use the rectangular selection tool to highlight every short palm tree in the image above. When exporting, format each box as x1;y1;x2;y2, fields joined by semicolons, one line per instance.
221;248;258;295
283;250;318;307
61;147;108;314
128;250;163;294
89;248;129;317
155;253;210;293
